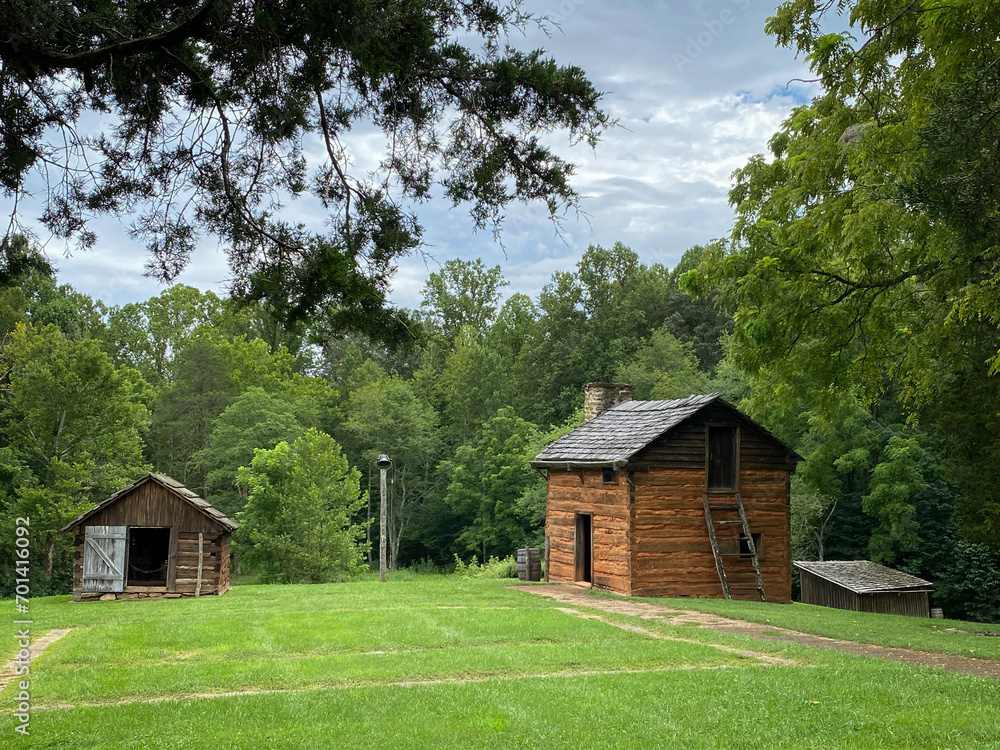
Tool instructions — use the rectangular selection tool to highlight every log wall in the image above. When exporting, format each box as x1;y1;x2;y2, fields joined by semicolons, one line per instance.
629;467;792;602
73;530;228;601
545;467;631;594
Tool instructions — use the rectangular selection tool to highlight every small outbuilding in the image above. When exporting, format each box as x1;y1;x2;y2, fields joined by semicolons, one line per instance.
63;473;238;602
532;384;802;602
794;560;933;617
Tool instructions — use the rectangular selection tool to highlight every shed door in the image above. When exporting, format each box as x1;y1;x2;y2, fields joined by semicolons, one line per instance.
83;526;127;592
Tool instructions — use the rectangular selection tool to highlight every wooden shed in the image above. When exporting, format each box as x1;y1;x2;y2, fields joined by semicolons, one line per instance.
531;384;802;602
794;560;933;617
63;473;237;602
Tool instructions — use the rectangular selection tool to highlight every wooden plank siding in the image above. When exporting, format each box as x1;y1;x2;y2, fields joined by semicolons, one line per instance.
631;403;799;474
799;570;930;617
80;480;223;533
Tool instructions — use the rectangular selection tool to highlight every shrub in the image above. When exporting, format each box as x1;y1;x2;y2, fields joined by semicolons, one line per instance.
452;554;518;579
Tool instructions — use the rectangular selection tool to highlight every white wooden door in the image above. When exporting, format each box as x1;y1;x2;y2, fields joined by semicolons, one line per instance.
83;526;127;592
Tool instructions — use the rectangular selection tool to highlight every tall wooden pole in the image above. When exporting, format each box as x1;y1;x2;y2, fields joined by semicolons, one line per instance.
379;466;388;583
376;454;392;583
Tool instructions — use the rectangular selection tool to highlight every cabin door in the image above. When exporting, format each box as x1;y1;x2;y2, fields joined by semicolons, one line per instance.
574;513;592;583
82;526;127;592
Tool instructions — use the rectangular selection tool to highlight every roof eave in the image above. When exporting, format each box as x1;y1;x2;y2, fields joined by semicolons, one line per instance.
529;459;630;470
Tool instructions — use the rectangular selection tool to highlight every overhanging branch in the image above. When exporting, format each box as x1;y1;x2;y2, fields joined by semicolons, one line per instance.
1;1;217;72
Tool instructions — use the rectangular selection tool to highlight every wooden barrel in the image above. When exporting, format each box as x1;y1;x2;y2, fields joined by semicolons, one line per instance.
516;548;542;582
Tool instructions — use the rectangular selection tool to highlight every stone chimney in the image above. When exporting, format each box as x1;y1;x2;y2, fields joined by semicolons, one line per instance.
584;382;633;422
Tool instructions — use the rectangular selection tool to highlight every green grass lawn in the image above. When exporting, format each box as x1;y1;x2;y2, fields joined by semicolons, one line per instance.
4;578;999;749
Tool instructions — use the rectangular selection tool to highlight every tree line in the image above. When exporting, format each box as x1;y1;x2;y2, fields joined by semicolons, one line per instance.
0;233;997;620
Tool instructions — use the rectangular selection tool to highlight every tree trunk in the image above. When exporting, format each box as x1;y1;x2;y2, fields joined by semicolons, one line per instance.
44;532;55;578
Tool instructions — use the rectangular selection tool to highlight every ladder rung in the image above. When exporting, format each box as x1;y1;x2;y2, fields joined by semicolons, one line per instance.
714;520;743;525
709;503;739;510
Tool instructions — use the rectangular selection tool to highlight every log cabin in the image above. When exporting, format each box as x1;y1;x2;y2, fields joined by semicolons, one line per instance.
63;473;237;601
531;384;803;602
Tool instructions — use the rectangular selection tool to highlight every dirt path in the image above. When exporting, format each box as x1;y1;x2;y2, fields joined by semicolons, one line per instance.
0;628;72;693
514;584;1000;680
32;663;753;711
554;606;796;666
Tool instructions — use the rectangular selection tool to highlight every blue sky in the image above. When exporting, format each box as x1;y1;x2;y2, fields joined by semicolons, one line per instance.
2;0;822;310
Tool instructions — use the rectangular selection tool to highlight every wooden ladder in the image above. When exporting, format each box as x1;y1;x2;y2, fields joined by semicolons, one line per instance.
702;493;766;602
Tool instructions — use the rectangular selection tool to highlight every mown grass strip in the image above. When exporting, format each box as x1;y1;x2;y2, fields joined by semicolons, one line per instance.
20;664;1000;749
18;632;754;706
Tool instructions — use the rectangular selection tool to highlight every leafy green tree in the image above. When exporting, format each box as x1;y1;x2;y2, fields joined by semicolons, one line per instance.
235;429;367;583
617;327;712;400
789;476;837;561
443;407;543;559
521;243;686;425
436;326;508;447
683;1;1000;547
191;388;322;518
344;374;439;569
421;260;508;343
104;285;223;383
661;244;732;373
2;2;608;340
146;337;238;488
148;331;331;488
862;436;926;564
520;269;588;426
0;323;150;588
576;242;651;379
935;541;1000;624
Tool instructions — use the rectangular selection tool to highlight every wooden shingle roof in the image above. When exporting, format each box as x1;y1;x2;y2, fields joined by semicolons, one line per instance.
62;473;239;532
531;393;801;467
793;560;933;594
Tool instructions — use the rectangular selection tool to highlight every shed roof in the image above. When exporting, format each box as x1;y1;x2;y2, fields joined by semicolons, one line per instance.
531;393;802;467
793;560;933;594
62;473;239;532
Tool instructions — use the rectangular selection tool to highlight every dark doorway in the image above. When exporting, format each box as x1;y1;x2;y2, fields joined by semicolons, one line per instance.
574;513;592;583
126;527;170;586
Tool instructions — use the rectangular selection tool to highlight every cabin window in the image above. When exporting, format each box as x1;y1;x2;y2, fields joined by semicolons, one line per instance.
602;467;616;484
707;426;737;490
739;533;763;560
